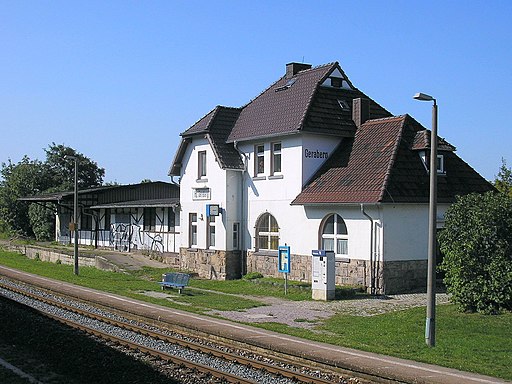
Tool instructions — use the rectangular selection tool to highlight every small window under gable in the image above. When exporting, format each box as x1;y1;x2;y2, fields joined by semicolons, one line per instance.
330;77;342;88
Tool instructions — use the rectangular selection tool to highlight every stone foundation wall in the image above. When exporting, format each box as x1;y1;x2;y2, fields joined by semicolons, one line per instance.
382;260;428;294
247;252;428;294
246;251;372;289
178;248;242;280
13;245;96;268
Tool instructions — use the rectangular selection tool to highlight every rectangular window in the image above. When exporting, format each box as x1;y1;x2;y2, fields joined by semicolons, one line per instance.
232;222;240;249
207;215;216;248
189;213;197;247
144;208;156;231
437;154;445;174
198;150;207;178
271;142;281;174
168;208;175;232
255;144;264;176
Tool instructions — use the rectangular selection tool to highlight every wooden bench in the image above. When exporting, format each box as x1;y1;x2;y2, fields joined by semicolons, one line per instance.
158;272;190;294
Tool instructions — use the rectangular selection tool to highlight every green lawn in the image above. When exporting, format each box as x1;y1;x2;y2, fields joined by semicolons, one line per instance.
0;249;511;380
291;305;511;379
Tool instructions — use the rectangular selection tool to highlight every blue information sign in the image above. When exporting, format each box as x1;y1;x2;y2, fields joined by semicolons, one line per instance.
278;245;291;273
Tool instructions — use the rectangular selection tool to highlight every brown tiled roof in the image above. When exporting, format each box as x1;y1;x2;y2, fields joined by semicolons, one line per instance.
169;106;243;176
227;63;335;142
292;115;494;205
301;86;390;136
206;107;244;170
226;62;390;142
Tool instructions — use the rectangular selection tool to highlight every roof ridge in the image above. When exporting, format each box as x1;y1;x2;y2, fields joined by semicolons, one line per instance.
180;106;217;136
216;105;241;111
362;115;407;125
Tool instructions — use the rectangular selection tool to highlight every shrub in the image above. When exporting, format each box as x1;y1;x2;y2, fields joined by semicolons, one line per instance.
438;192;512;313
243;272;263;280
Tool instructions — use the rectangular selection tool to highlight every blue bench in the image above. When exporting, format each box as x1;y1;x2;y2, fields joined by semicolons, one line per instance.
158;272;190;294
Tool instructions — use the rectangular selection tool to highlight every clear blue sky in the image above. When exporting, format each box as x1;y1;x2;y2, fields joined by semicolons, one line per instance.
1;1;511;184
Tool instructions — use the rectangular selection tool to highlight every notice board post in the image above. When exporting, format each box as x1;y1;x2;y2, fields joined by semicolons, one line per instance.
278;245;290;295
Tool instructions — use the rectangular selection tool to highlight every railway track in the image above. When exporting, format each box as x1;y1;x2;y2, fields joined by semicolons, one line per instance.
0;277;365;384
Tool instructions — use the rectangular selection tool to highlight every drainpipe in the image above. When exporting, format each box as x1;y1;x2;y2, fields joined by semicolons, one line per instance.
233;141;248;276
361;204;375;295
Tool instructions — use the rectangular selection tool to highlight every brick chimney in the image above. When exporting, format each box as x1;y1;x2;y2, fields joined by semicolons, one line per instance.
352;98;370;128
286;62;312;78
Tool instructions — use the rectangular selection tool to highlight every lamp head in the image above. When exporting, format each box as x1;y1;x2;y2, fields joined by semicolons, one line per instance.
413;92;435;102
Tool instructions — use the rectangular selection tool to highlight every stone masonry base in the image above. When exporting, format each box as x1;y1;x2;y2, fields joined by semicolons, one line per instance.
246;251;428;295
178;248;241;280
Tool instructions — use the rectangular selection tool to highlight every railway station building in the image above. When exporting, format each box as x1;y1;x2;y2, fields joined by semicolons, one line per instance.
169;61;493;294
21;61;493;294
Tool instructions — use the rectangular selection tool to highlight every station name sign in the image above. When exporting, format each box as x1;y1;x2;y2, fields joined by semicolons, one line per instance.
193;187;211;200
304;149;329;159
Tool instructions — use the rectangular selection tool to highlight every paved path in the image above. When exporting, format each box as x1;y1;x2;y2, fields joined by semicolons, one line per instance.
206;292;451;328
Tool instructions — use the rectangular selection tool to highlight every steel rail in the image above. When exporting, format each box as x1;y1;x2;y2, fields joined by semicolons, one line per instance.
24;300;258;384
0;282;338;384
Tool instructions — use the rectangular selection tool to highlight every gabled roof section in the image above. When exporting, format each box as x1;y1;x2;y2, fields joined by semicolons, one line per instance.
169;106;243;176
226;62;391;142
292;115;493;205
227;63;340;142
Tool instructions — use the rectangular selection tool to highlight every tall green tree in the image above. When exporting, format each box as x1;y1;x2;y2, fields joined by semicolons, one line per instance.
0;143;105;238
44;143;105;190
494;158;512;197
0;156;50;236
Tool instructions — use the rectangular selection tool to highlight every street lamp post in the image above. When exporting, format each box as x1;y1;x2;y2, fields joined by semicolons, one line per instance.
65;155;79;275
413;92;437;347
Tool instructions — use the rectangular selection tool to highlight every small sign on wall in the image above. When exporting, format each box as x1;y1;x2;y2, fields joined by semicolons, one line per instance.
193;187;211;200
206;204;220;217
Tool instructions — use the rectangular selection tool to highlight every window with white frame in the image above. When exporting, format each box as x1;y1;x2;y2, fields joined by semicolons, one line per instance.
254;144;265;176
320;214;348;258
198;150;207;179
189;213;197;247
271;142;281;174
255;213;279;251
207;215;216;248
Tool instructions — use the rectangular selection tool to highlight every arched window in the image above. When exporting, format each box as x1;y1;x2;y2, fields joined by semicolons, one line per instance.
255;213;279;250
320;214;348;257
